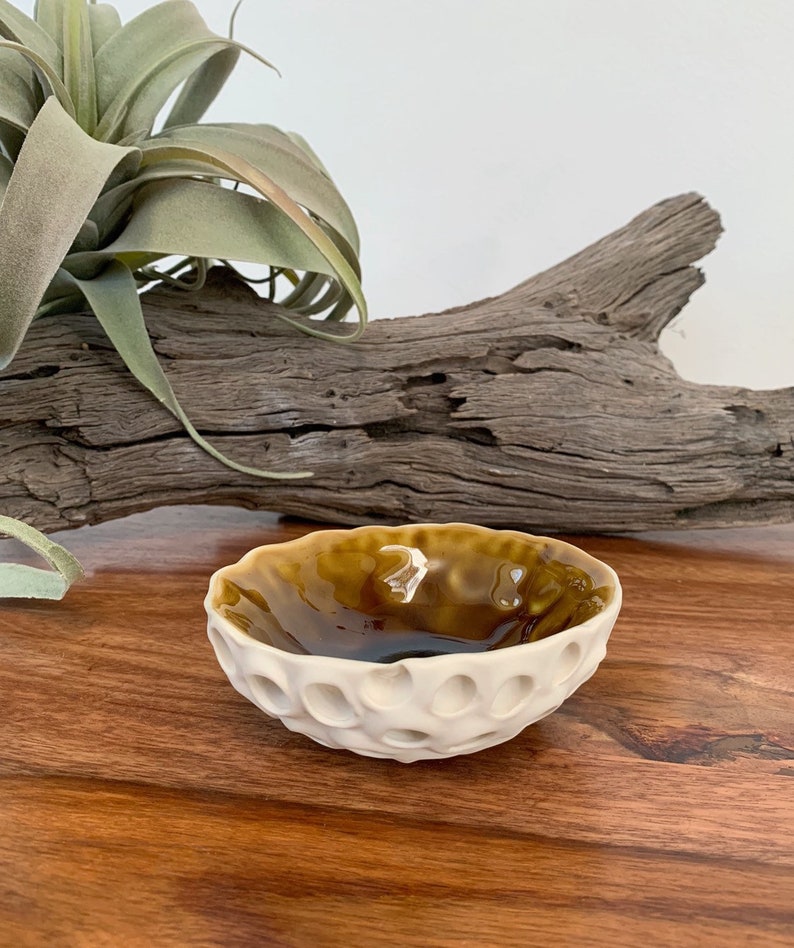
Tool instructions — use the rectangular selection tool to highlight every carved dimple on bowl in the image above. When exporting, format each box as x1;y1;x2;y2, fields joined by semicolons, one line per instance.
204;523;622;762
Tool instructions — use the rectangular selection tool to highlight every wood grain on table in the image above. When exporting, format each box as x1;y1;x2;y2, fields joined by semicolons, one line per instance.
1;507;793;947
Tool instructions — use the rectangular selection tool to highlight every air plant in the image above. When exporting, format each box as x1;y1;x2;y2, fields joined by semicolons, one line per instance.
0;0;367;598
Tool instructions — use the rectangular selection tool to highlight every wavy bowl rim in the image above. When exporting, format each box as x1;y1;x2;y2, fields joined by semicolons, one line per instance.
204;522;623;672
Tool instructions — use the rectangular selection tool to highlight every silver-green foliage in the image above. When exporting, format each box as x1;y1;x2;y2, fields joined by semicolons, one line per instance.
0;0;367;597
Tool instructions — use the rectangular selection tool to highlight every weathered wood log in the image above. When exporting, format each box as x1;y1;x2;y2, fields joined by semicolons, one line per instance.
1;192;792;534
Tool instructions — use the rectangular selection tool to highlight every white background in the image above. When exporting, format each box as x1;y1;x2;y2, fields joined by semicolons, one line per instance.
20;0;794;390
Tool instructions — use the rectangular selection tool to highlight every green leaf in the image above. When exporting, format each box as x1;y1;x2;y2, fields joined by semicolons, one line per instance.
63;260;312;480
86;159;217;245
70;218;99;254
87;2;121;54
99;177;342;273
109;39;231;141
86;160;211;245
0;39;75;118
0;123;24;160
84;154;359;330
0;515;84;600
163;45;239;128
36;265;85;314
0;40;38;83
140;142;367;340
281;271;330;312
34;0;65;48
93;0;215;113
0;0;62;71
286;131;334;178
228;0;244;38
153;124;360;254
62;0;97;133
92;0;277;142
0;151;12;190
0;50;39;132
231;124;331;170
137;127;361;320
0;97;139;370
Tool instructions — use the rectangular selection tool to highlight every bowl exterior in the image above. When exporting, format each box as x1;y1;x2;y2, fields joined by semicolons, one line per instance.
205;587;621;763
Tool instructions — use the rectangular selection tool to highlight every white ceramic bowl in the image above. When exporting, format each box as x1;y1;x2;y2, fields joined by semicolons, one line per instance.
204;523;622;762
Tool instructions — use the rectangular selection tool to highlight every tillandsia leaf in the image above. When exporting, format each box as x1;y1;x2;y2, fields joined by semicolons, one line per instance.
92;0;277;142
0;1;369;599
163;45;239;128
0;40;38;83
281;271;330;312
70;218;99;254
62;260;312;479
286;131;334;179
0;39;75;118
139;255;206;290
0;124;23;160
62;0;98;133
224;123;331;171
0;50;38;131
87;161;217;245
86;2;122;55
34;0;65;48
92;0;210;115
90;177;342;280
277;217;362;322
0;0;62;69
152;125;361;253
111;41;237;142
0;151;12;188
0;97;139;370
162;0;255;127
228;0;244;38
0;515;85;600
100;39;276;144
93;0;218;110
140;143;367;340
86;164;203;245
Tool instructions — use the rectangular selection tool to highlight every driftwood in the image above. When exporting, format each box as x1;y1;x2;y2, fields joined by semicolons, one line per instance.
1;192;792;535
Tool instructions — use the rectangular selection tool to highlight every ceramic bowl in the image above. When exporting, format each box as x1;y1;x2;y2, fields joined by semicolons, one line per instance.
204;523;622;762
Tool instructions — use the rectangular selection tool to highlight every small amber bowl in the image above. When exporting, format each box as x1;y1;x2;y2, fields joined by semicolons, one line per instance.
204;523;622;762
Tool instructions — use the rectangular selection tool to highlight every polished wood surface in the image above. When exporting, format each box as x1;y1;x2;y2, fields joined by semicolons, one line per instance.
1;508;793;947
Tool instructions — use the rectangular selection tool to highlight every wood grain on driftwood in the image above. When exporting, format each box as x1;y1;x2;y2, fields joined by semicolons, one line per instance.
1;193;792;534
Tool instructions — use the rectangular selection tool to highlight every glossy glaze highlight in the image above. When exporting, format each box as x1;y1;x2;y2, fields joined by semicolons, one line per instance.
213;524;615;663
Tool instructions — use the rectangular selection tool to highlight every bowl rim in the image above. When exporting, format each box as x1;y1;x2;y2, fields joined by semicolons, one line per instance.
204;521;623;670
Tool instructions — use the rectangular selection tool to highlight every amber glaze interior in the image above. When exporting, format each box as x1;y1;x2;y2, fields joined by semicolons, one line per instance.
213;524;616;663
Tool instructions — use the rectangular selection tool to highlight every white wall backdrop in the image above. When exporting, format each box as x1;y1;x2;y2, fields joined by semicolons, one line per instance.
21;0;794;389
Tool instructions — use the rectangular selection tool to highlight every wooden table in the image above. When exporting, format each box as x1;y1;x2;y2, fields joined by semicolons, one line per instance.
1;507;793;947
